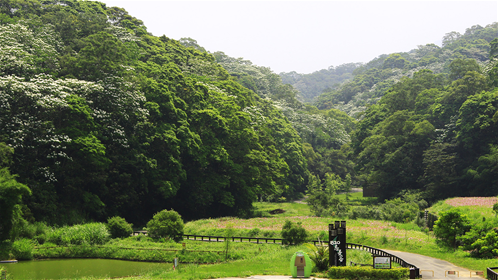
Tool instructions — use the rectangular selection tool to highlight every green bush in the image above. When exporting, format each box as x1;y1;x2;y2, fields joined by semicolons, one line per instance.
11;238;34;260
380;198;419;223
247;228;260;237
327;266;409;280
107;216;133;239
46;223;110;245
147;209;184;242
281;220;308;245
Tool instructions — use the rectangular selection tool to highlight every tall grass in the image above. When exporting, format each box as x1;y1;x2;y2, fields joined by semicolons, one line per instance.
46;223;110;245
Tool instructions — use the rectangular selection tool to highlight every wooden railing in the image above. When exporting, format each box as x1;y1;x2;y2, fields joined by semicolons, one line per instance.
183;234;284;244
183;234;335;246
487;267;498;280
347;243;418;269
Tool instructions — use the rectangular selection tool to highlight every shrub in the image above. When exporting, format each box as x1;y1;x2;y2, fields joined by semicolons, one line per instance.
304;242;329;271
463;230;498;258
380;198;419;223
327;266;409;280
281;220;308;245
11;238;34;260
107;216;133;239
247;228;261;237
146;209;184;242
349;206;382;220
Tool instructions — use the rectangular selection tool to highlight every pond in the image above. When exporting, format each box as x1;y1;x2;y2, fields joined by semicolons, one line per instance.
0;258;171;279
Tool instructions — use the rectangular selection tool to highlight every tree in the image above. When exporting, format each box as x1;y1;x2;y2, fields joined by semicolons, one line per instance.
0;168;31;241
433;208;470;249
146;209;184;242
490;38;498;59
449;58;481;81
61;31;129;81
442;31;461;47
382;53;407;69
179;37;206;52
421;143;460;200
469;231;498;258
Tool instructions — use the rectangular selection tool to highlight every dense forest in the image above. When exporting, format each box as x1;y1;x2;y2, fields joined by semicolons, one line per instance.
309;24;497;116
280;63;361;103
0;0;315;226
0;0;497;230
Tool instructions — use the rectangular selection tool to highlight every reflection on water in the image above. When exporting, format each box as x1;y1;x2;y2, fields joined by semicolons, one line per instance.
0;258;170;280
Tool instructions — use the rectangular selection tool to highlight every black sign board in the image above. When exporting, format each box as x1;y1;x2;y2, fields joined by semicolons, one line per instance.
329;221;346;266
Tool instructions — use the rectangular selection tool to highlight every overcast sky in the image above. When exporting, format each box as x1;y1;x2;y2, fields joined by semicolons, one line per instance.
98;0;498;74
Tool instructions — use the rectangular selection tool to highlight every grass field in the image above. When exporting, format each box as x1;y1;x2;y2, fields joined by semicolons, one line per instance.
430;197;498;219
7;194;498;279
183;195;498;276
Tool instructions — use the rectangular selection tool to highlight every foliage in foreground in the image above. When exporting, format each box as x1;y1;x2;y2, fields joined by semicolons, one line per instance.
328;266;409;280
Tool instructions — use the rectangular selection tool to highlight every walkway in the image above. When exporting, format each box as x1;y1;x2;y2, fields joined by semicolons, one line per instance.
208;250;485;280
205;276;328;280
383;249;484;279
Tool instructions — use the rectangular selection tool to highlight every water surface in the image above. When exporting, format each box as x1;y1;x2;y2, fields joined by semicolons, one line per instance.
0;258;170;279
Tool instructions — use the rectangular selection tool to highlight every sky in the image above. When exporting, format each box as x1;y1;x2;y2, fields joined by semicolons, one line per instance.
98;0;498;74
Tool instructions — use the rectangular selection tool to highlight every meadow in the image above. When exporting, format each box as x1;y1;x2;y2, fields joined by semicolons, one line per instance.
4;195;498;279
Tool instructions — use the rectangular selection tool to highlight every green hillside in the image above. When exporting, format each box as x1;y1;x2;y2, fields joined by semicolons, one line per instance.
311;23;498;115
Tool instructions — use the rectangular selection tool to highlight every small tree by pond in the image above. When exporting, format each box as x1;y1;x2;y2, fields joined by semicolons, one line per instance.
107;216;133;239
146;209;184;242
